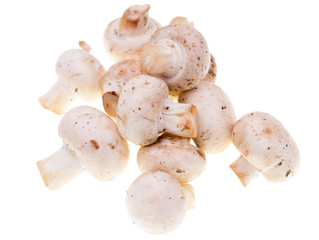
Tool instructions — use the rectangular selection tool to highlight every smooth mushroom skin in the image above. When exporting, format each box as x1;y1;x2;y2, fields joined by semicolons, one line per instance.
101;59;143;117
179;82;236;154
126;171;189;234
137;135;206;182
231;111;300;185
140;24;210;92
39;42;106;115
116;75;198;146
37;106;129;190
103;4;160;60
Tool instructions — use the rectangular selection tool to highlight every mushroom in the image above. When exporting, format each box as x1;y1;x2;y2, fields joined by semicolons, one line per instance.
116;75;198;146
179;81;236;154
101;59;143;117
39;41;106;115
230;111;300;186
137;135;206;183
126;171;193;234
169;17;217;83
37;106;129;190
103;4;160;60
139;24;210;92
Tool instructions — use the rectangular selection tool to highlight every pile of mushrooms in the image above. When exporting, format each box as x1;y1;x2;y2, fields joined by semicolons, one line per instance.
37;4;300;234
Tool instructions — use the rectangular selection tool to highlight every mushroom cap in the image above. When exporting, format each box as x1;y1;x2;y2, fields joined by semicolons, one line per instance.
126;171;187;234
145;24;210;92
232;112;300;175
137;135;206;182
58;106;129;181
103;7;160;60
179;82;236;153
101;59;143;117
56;49;106;101
116;75;169;146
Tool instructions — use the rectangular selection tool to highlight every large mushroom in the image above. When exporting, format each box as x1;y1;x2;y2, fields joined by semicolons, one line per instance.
137;135;206;183
126;171;193;234
140;24;210;92
39;41;106;115
103;4;160;60
116;75;198;146
230;111;300;186
179;81;236;154
37;106;129;190
101;59;143;117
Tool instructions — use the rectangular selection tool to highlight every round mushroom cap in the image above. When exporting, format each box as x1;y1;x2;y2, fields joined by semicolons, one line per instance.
58;106;129;181
126;171;187;234
137;135;206;182
232;112;300;174
179;82;236;154
56;49;106;101
101;59;143;117
103;5;160;60
116;75;169;146
144;24;210;92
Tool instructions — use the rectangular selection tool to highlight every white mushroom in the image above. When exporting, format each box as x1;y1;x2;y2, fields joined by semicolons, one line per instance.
103;4;160;60
116;75;198;146
137;135;206;182
101;59;143;117
126;171;192;234
37;106;129;190
169;17;216;83
39;41;106;115
179;81;236;154
230;111;300;186
140;24;210;92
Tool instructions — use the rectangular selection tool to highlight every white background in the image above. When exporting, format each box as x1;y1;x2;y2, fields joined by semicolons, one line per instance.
1;0;318;239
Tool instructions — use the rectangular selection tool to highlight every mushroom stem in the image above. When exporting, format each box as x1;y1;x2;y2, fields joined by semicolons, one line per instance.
229;155;260;187
38;81;77;115
169;16;194;26
119;4;150;34
102;91;119;118
140;39;182;78
181;183;195;210
37;146;84;190
159;98;198;138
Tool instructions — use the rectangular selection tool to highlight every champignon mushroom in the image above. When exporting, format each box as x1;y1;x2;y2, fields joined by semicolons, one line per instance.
103;4;160;60
230;111;300;186
101;59;143;117
126;171;192;234
168;17;217;83
116;75;198;146
37;106;129;190
137;135;206;182
179;81;236;154
38;41;106;115
139;24;210;92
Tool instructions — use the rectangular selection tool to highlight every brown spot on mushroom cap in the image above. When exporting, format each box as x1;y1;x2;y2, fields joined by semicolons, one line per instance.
90;140;99;149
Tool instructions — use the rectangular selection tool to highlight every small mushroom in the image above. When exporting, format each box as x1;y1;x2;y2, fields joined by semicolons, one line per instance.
168;17;217;83
39;41;106;115
101;59;143;117
103;4;160;60
37;106;129;190
230;111;300;186
140;24;210;92
116;75;198;146
137;135;206;183
179;82;236;154
126;171;192;234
